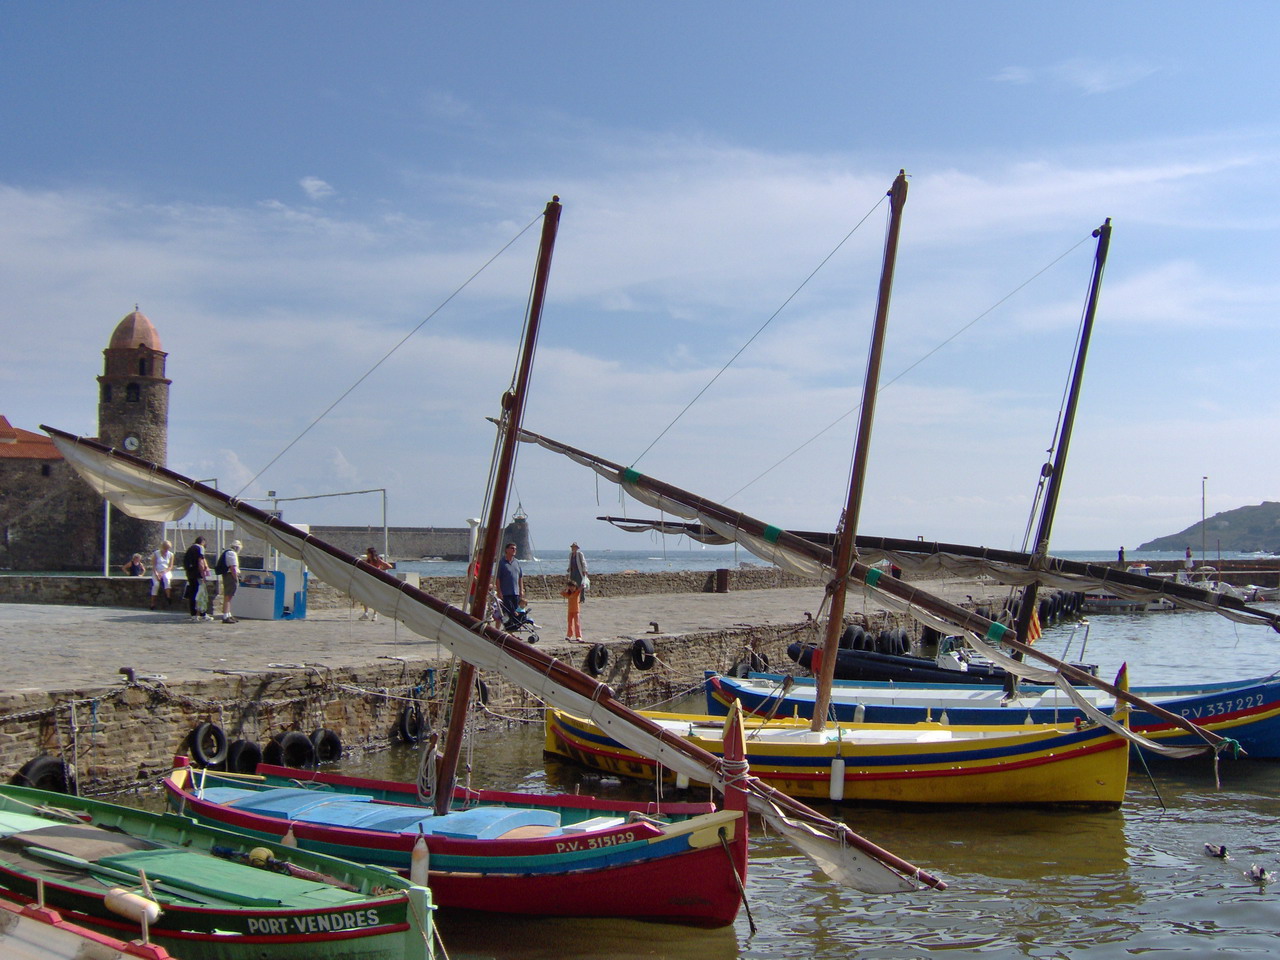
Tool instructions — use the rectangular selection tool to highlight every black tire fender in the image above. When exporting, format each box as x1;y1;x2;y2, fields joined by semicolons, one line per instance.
631;637;657;671
398;703;425;743
310;728;343;764
190;722;229;767
585;643;609;677
11;754;75;794
226;739;263;775
274;730;317;769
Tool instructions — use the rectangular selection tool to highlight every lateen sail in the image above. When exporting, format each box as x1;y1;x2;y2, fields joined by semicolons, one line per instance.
46;425;943;894
511;424;1236;758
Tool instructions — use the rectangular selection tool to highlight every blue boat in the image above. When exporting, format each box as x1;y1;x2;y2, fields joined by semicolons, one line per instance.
704;670;1280;758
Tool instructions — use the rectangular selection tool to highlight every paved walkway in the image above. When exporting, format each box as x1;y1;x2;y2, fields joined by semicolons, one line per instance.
0;577;1003;694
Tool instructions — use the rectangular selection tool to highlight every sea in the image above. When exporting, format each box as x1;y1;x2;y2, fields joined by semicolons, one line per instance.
393;547;1272;581
325;550;1280;960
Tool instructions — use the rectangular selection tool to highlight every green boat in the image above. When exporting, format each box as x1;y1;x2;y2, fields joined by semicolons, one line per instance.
0;784;434;960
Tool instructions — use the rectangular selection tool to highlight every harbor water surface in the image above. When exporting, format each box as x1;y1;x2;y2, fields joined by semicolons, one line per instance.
326;602;1280;959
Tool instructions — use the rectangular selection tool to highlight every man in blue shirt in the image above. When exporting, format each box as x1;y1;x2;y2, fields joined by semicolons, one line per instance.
496;542;523;626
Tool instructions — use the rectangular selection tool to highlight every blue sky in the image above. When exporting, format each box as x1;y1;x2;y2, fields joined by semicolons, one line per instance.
4;3;1278;554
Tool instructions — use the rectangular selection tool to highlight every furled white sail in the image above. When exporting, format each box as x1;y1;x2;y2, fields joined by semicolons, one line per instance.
48;427;940;895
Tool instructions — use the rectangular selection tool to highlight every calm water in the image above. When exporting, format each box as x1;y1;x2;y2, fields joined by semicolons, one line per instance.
321;605;1280;959
393;548;1272;581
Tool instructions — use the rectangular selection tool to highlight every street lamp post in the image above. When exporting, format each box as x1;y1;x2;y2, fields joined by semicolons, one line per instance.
1201;476;1208;565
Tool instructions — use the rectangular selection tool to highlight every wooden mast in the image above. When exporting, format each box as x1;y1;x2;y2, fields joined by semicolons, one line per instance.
1009;219;1112;670
811;170;909;732
433;196;563;815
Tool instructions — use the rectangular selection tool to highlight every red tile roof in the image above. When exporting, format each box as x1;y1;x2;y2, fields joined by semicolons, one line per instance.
0;416;62;460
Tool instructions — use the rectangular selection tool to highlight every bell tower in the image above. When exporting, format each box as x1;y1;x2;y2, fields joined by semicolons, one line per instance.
97;308;170;557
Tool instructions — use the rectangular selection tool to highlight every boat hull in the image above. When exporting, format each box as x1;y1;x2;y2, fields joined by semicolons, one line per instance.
545;709;1129;807
706;671;1280;758
0;784;432;960
166;763;747;927
789;641;1010;685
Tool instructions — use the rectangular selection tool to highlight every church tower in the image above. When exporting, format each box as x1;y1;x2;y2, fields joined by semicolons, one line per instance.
97;308;169;557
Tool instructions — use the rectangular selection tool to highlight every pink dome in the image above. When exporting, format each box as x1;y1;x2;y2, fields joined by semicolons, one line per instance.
108;309;162;351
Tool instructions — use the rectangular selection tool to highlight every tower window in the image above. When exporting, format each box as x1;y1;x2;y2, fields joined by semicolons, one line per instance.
41;464;52;477
138;358;150;376
126;383;140;402
101;384;112;403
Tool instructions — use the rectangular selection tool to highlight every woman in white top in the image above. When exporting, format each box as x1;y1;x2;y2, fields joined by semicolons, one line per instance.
150;540;175;609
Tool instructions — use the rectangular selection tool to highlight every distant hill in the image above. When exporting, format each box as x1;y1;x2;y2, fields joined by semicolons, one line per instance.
1139;501;1280;553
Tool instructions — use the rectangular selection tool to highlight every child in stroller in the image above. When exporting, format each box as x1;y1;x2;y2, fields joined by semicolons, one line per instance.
491;590;540;644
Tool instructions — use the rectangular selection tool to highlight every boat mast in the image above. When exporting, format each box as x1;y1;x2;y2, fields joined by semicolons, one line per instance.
1010;219;1112;661
811;170;909;731
434;196;563;815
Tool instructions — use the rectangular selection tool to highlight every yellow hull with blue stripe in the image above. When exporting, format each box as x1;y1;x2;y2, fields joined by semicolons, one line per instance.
545;709;1129;807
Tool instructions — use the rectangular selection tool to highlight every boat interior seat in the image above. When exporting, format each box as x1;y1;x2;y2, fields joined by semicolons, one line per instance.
99;848;362;908
210;787;373;821
408;806;562;839
2;822;160;861
559;816;627;834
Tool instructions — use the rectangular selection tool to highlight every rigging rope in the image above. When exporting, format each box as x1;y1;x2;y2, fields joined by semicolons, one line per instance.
629;191;891;470
234;209;544;499
723;231;1096;504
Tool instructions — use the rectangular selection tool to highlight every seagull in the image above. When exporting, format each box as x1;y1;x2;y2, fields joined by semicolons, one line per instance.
1204;843;1229;859
1247;864;1274;884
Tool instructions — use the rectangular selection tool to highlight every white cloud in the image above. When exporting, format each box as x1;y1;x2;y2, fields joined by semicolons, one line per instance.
4;126;1280;550
300;177;336;201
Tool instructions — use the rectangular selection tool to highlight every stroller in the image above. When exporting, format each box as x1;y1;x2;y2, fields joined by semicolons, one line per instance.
493;591;540;644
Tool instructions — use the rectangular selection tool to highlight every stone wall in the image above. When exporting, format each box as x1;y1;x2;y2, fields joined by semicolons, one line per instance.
0;617;819;794
0;458;104;571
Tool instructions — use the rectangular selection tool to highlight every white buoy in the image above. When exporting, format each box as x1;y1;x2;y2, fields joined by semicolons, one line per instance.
939;710;950;725
282;824;298;848
828;757;846;801
853;704;865;723
105;887;162;925
410;834;430;886
675;771;690;789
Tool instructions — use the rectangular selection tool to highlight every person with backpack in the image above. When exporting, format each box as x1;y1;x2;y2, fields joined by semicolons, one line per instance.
182;537;211;620
215;540;242;624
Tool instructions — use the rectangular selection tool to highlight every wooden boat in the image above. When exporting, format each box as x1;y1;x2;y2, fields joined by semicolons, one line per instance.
165;751;751;926
545;705;1130;807
705;670;1280;758
0;783;434;960
0;894;174;960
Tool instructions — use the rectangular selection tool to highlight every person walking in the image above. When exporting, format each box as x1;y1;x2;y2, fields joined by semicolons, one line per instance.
360;546;394;621
149;540;175;609
560;580;583;642
216;540;241;624
182;537;210;620
497;542;523;627
568;542;588;603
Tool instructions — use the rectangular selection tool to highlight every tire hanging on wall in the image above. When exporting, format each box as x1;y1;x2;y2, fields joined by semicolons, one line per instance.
272;730;317;769
189;722;228;767
585;643;609;677
11;755;75;794
310;728;343;764
631;637;657;670
226;739;263;775
398;704;426;743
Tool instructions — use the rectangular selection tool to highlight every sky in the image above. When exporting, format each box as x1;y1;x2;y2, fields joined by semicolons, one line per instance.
3;2;1278;555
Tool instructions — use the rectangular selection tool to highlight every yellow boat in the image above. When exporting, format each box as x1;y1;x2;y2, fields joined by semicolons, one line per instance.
545;708;1130;807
